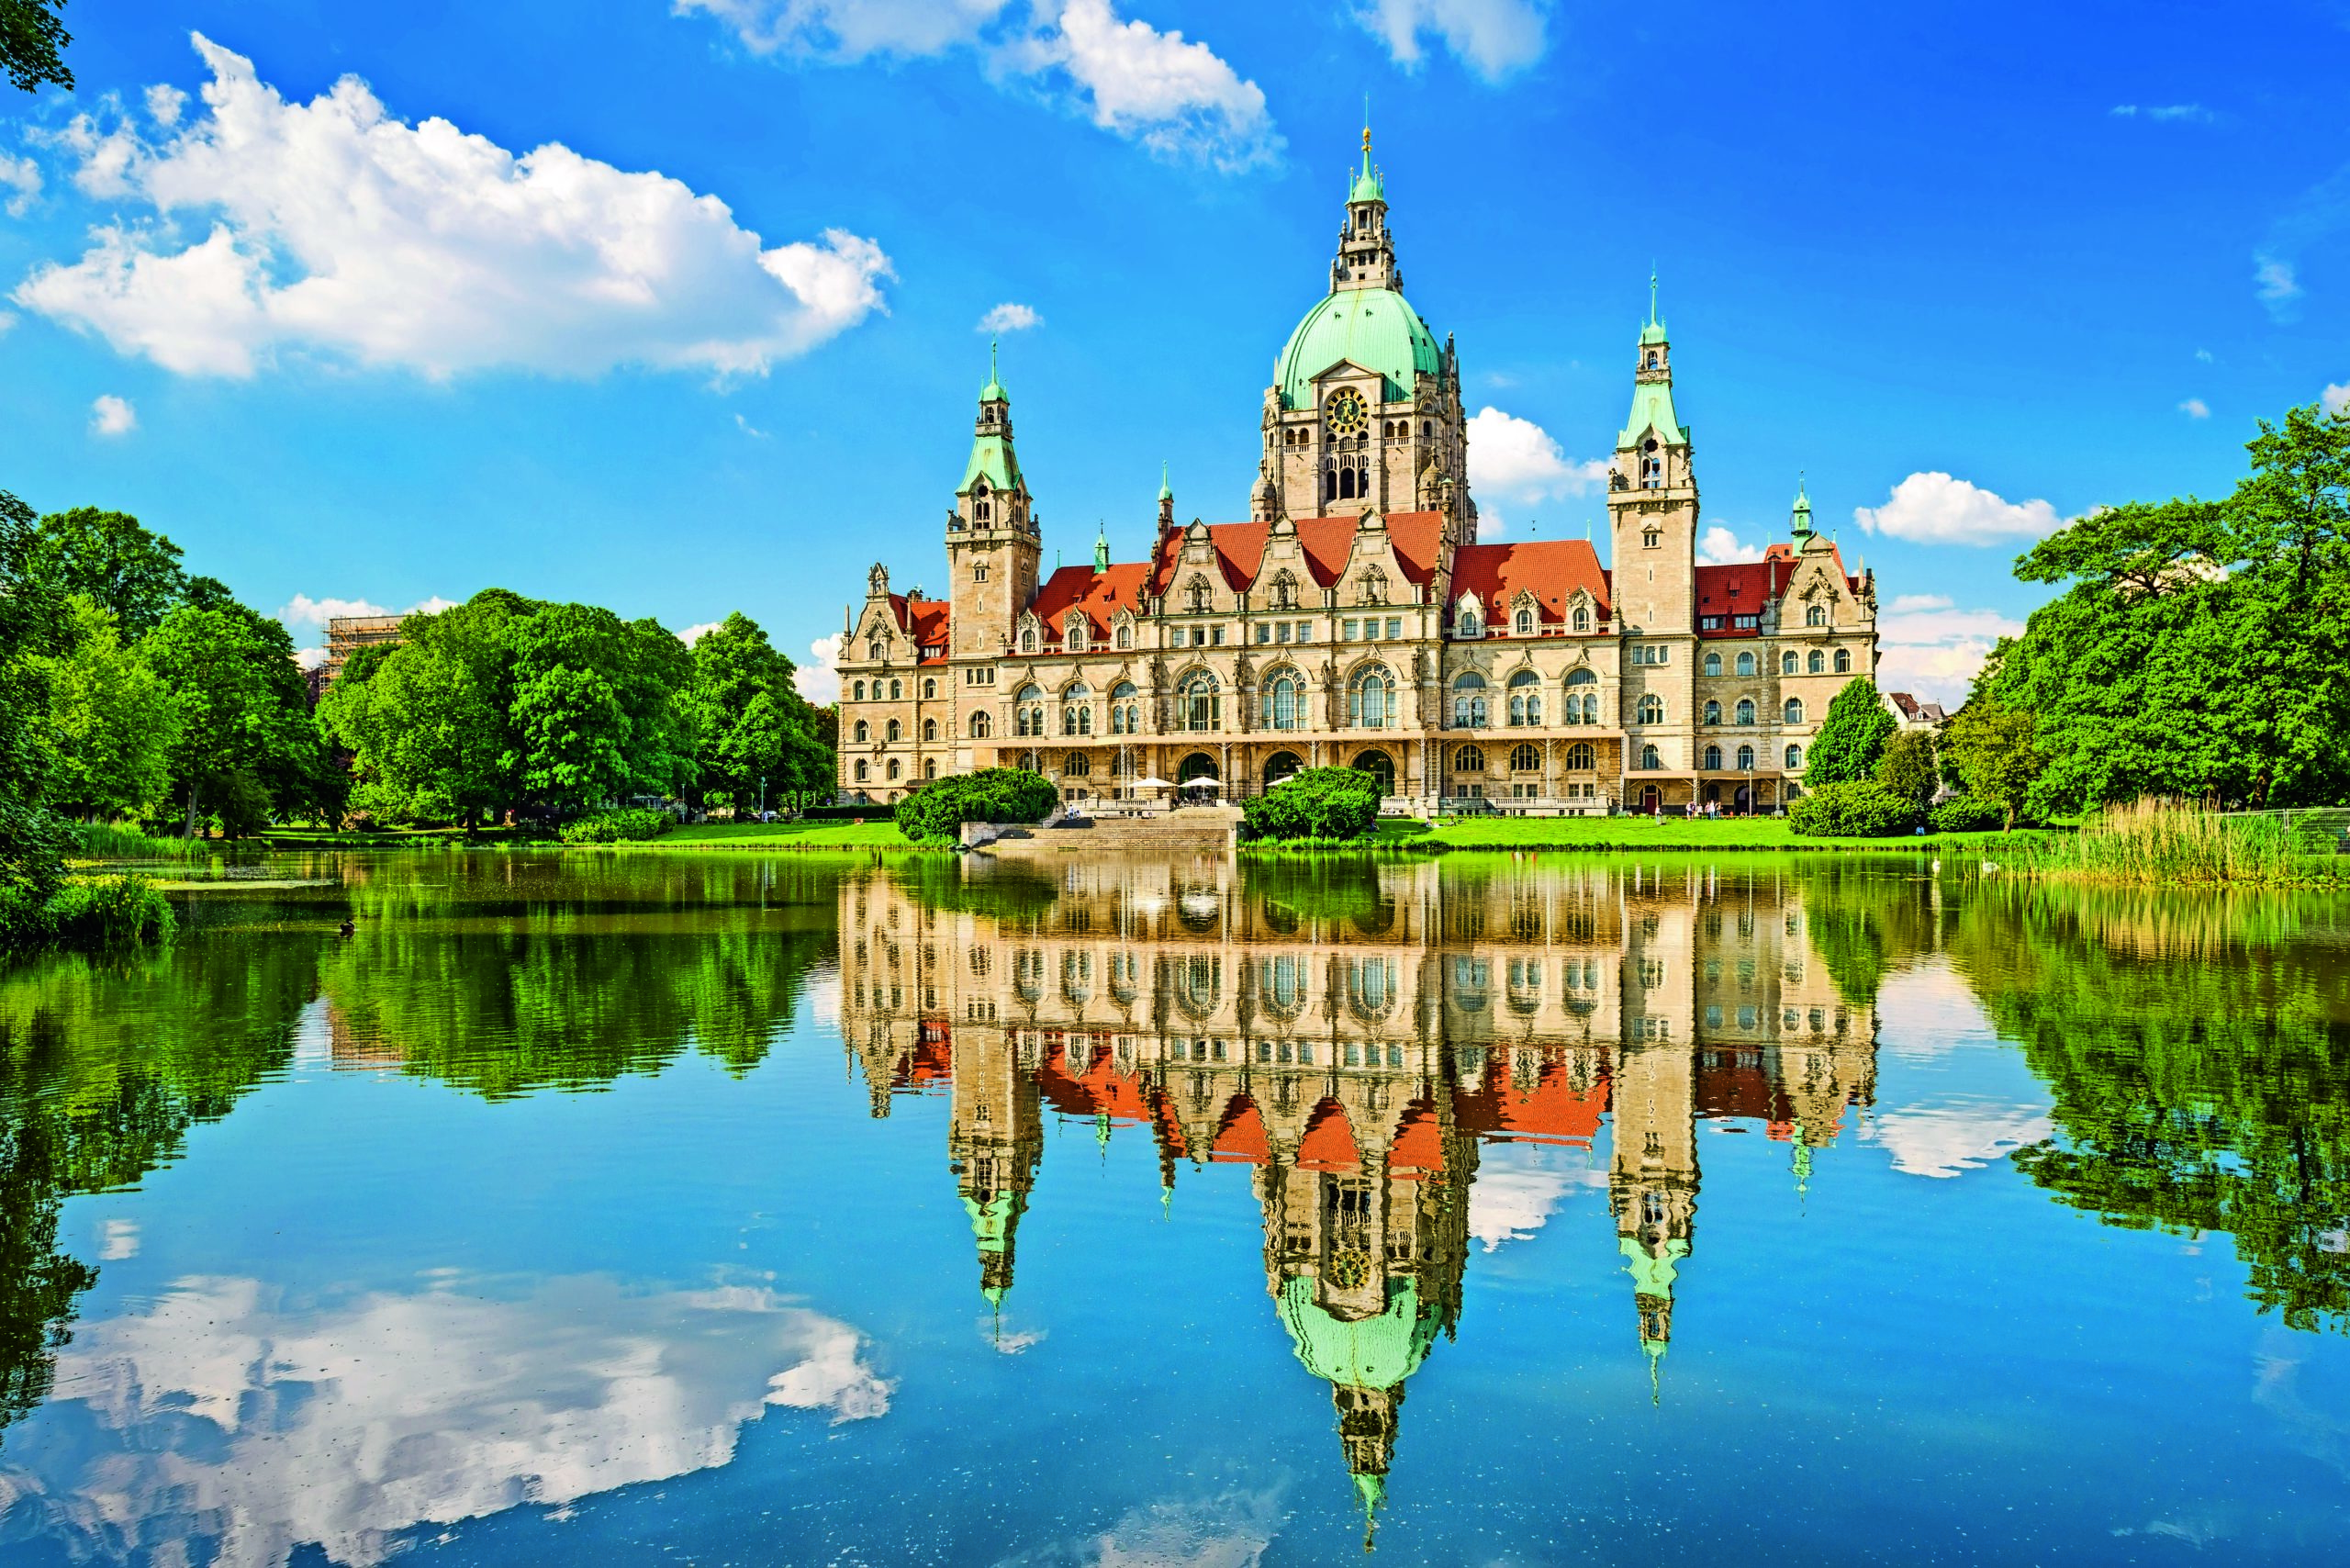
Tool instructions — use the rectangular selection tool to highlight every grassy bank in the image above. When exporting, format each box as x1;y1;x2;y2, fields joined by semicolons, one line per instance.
1311;815;2056;854
68;822;210;861
2024;799;2345;886
590;820;920;851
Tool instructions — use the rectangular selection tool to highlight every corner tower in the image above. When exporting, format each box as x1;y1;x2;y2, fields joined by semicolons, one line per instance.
1607;275;1698;634
946;346;1041;661
1262;127;1472;534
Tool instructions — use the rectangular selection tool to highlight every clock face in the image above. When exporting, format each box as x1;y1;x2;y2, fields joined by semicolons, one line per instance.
1325;388;1367;437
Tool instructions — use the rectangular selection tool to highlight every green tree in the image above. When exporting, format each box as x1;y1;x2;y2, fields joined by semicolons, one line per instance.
1802;678;1897;788
680;611;827;812
33;596;179;820
143;605;324;836
1942;694;2043;829
26;508;187;639
1874;727;1939;808
0;0;71;94
0;489;69;913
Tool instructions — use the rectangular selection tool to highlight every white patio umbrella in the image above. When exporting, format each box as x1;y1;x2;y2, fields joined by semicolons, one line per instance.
1132;776;1173;789
1181;775;1222;789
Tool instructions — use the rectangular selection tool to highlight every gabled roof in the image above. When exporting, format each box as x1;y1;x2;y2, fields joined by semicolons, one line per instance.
1448;540;1611;627
887;594;951;657
1146;511;1447;597
1693;546;1862;637
1028;562;1153;640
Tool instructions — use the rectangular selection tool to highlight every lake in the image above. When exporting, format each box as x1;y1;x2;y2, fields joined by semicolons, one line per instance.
2;848;2347;1565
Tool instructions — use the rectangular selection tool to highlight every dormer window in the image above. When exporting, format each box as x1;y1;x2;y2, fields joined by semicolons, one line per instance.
1572;606;1590;632
1514;608;1533;635
1020;629;1036;653
1455;607;1480;638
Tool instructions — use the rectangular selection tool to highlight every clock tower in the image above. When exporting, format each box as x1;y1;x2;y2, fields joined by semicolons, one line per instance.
946;346;1040;663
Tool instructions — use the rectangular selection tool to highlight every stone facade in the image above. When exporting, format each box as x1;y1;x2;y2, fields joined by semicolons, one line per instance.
836;135;1880;813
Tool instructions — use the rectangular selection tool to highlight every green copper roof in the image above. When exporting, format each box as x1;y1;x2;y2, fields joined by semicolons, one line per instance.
958;432;1021;496
1617;377;1690;451
1639;269;1668;345
1158;461;1172;502
1351;123;1383;203
1790;477;1814;539
1618;1233;1690;1316
1275;287;1440;409
1276;1273;1438;1393
980;338;1008;404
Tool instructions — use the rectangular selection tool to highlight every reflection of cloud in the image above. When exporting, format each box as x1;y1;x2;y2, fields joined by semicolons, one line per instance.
1465;1149;1605;1251
1000;1486;1286;1568
807;960;841;1031
1865;1103;2054;1178
7;1273;889;1567
99;1218;140;1260
2254;1327;2350;1479
1874;962;1996;1061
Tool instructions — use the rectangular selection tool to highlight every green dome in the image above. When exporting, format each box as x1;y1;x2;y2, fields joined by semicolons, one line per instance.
1274;288;1440;409
1276;1274;1438;1391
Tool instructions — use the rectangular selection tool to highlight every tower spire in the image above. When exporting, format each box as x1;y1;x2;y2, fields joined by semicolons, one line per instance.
1790;472;1814;540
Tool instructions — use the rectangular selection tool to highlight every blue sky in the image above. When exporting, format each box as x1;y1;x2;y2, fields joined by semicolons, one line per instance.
2;0;2344;703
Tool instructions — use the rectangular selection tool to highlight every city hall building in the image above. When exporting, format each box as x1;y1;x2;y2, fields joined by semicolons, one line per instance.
835;133;1879;813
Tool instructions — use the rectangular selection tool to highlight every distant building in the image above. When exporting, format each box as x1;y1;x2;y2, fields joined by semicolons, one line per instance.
1882;691;1948;731
324;614;408;685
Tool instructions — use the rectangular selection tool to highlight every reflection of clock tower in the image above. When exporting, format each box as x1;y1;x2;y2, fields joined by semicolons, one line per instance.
1260;126;1473;536
949;1030;1044;1310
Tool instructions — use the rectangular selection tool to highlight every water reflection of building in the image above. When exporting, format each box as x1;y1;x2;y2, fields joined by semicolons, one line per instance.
838;859;1876;1526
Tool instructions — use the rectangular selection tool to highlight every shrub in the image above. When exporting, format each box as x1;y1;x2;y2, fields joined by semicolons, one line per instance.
1789;779;1922;838
0;874;176;950
1928;797;2006;834
1804;679;1897;788
1875;729;1939;808
559;808;673;844
1241;767;1382;842
894;768;1059;845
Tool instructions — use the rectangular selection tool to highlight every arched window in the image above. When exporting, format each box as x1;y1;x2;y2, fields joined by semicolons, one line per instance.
855;759;868;781
1111;680;1138;736
1013;684;1045;737
1640;743;1662;769
1507;669;1541;726
1020;628;1036;653
853;680;866;700
1835;647;1852;673
923;718;938;741
923;678;936;699
867;641;882;660
1572;606;1590;632
1514;607;1534;635
923;758;938;779
1453;745;1486;773
1066;621;1086;652
886;758;901;780
886;719;901;742
1451;671;1488;728
970;711;993;739
1061;682;1091;736
1185;575;1213;613
1703;745;1722;770
1565;667;1599;725
1735;698;1755;725
1064;752;1091;777
1735;652;1755;677
1703;652;1721;676
1807;649;1825;674
1455;604;1482;639
1736;744;1755;770
1785;698;1805;723
1782;651;1799;675
1785;744;1804;768
1181;671;1220;731
1637;694;1663;724
1323;464;1337;503
1703;700;1721;725
1262;668;1304;730
1115;623;1132;649
853;720;870;743
1564;741;1595;770
1645;352;1660;369
1271;571;1300;610
1509;743;1539;772
1807;604;1828;627
1348;666;1392;728
1338;466;1358;500
890;678;902;700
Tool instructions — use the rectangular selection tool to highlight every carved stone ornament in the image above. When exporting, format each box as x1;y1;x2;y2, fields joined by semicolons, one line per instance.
867;562;890;596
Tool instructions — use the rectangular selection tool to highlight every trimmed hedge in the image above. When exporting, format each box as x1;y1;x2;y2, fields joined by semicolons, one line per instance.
895;768;1059;845
559;809;673;844
1789;779;1922;838
1241;767;1382;842
1927;797;2006;834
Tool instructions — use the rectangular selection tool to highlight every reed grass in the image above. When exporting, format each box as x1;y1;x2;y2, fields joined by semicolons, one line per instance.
2025;798;2342;886
69;821;206;860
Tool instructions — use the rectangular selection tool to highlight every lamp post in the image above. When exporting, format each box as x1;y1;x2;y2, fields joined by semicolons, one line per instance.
758;776;767;823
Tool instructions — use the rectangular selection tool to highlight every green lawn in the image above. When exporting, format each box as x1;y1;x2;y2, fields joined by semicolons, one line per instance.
617;820;918;850
1370;815;2049;853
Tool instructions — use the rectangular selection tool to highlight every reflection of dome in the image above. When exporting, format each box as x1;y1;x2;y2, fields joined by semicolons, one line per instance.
1276;1274;1438;1392
1273;289;1441;410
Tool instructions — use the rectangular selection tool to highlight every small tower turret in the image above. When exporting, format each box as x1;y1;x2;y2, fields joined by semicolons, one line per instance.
1332;122;1400;294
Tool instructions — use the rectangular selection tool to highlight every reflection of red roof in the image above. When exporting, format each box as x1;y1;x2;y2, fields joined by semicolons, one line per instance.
1448;541;1613;628
1390;1102;1446;1180
1035;1038;1156;1122
1697;1047;1775;1122
1212;1097;1270;1164
887;594;951;661
899;1039;952;1088
1298;1098;1360;1171
1147;512;1446;596
1027;562;1153;642
1452;1052;1609;1146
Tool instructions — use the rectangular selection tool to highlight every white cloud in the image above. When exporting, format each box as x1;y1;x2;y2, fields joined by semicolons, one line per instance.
14;35;892;379
0;151;39;216
2323;382;2349;416
6;1273;890;1568
1464;406;1608;505
1091;1489;1286;1568
678;619;723;644
275;592;455;666
2179;398;2210;419
734;411;769;438
90;392;137;436
684;0;1278;169
1865;1103;2055;1179
1852;471;2068;545
797;631;844;703
2109;103;2211;123
2255;255;2301;318
2195;347;2214;363
145;82;188;127
1695;523;1759;566
978;300;1041;332
1874;600;2026;706
1355;0;1550;82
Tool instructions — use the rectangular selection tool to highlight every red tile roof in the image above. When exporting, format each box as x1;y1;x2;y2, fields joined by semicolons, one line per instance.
1147;510;1447;597
887;594;952;661
1028;562;1153;641
1449;540;1612;628
1694;548;1863;637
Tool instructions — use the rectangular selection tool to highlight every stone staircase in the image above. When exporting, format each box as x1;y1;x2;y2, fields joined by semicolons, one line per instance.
978;806;1241;856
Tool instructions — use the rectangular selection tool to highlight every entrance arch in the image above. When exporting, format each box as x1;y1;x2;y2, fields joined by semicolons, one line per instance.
1639;784;1662;812
1351;749;1395;795
1734;782;1752;814
1263;750;1304;788
1178;752;1219;801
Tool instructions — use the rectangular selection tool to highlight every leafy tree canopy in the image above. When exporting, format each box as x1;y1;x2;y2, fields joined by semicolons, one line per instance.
26;508;186;639
0;0;71;94
1803;678;1897;788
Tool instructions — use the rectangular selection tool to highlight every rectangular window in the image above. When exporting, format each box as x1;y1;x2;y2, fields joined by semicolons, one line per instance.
1387;617;1403;639
1276;622;1292;644
1255;623;1270;644
1192;628;1206;647
1343;618;1360;640
1699;616;1721;630
1733;614;1759;629
1296;622;1312;642
1212;627;1225;646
